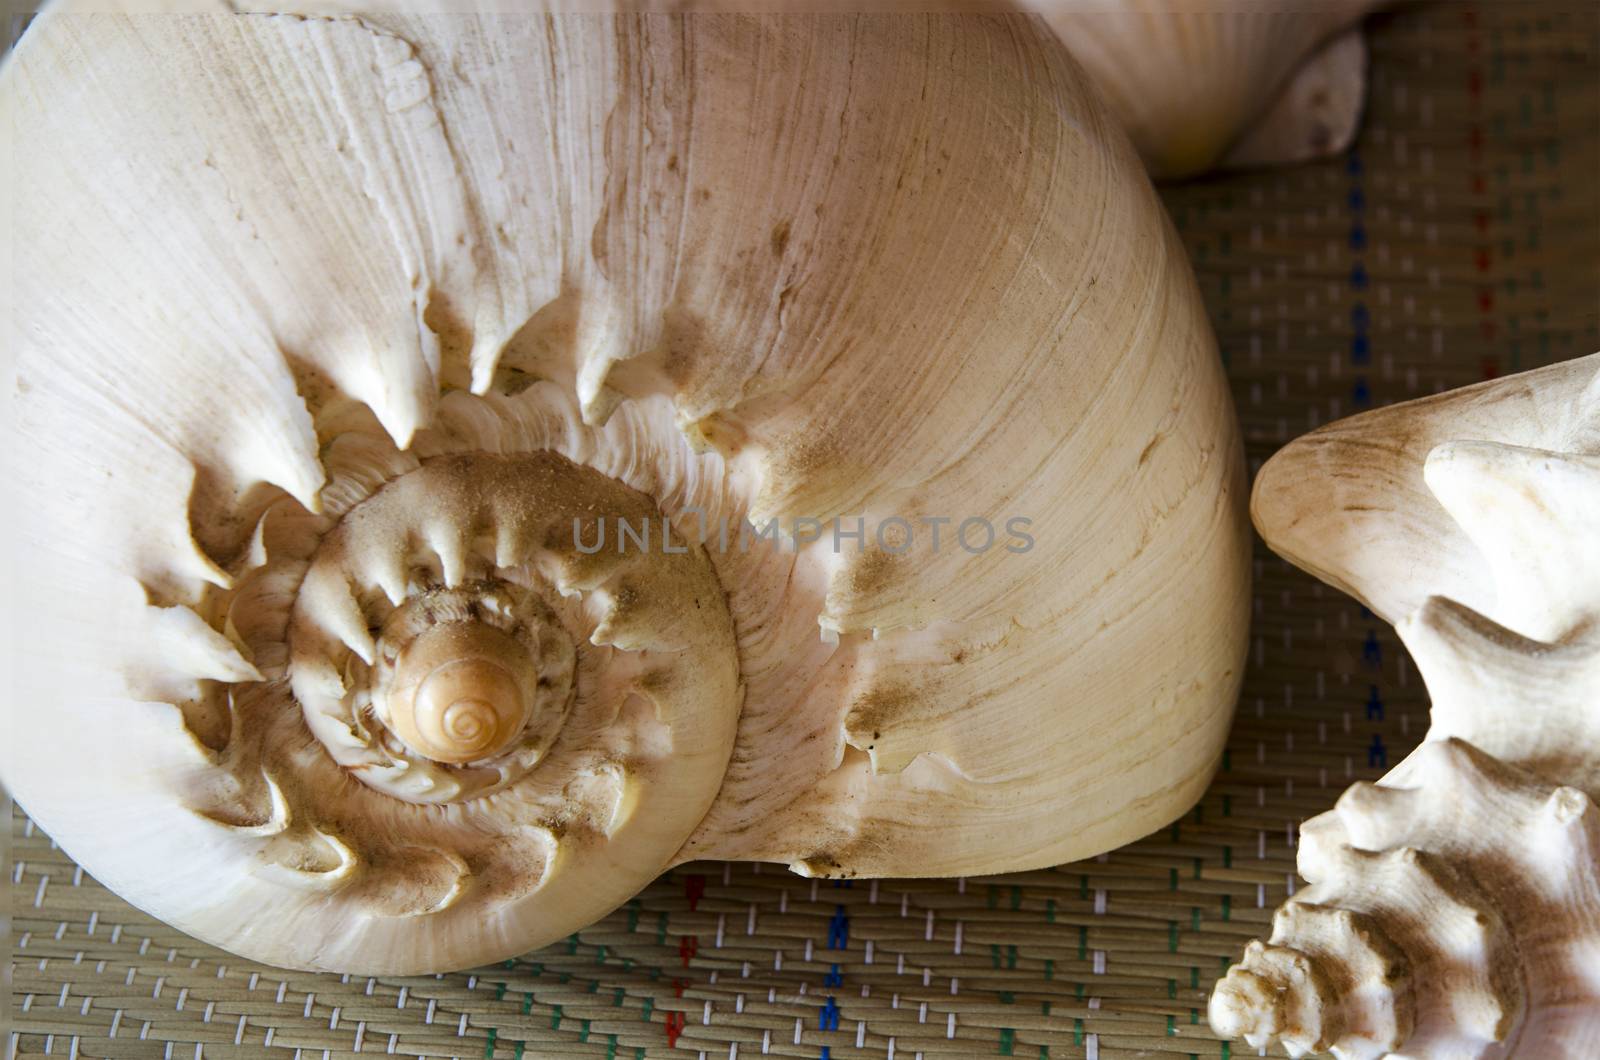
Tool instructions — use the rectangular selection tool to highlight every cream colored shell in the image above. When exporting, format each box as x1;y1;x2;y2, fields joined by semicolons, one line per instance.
1;6;1249;973
1031;0;1380;179
1212;353;1600;1057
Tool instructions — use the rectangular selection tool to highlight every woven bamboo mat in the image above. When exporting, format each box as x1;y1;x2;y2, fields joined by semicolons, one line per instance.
8;4;1600;1058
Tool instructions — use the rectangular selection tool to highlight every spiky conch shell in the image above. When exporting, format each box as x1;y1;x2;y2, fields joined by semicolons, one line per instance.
1211;353;1600;1058
0;6;1249;973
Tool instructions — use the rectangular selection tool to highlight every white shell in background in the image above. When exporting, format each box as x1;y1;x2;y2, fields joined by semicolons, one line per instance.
1032;0;1379;178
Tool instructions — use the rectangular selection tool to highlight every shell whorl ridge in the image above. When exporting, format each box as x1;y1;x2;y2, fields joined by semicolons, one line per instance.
186;404;745;971
1213;355;1600;1058
276;447;740;807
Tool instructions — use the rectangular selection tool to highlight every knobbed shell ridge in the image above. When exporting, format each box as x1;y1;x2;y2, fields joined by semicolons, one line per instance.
1212;353;1600;1057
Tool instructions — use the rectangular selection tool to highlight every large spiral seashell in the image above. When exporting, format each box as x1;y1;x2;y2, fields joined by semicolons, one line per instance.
1212;353;1600;1057
2;8;1249;972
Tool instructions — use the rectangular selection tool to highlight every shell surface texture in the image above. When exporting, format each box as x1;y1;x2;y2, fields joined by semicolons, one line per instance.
1212;353;1600;1058
2;6;1249;973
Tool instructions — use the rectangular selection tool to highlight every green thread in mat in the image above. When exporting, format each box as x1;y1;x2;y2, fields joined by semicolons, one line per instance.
1166;1015;1175;1037
1169;868;1178;891
627;900;640;932
579;1017;591;1043
566;934;579;955
1192;857;1202;880
522;992;533;1015
1044;959;1054;981
1168;922;1178;953
1078;926;1087;959
485;1028;496;1057
1074;1019;1083;1046
642;998;654;1021
1000;1027;1015;1055
1167;979;1176;999
656;911;668;945
606;1033;618;1059
1191;907;1201;931
551;1004;562;1031
1012;885;1023;910
613;987;625;1007
1045;899;1056;923
495;981;506;1001
1222;894;1232;922
1223;846;1232;869
515;1043;525;1060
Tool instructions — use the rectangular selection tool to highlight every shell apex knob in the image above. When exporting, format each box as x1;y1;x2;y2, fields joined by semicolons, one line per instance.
384;620;536;765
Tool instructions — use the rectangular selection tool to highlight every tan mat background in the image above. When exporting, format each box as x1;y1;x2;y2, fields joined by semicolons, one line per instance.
8;4;1600;1058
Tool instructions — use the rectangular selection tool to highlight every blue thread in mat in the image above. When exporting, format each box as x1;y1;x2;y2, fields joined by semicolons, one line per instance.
1350;139;1390;782
828;906;849;949
816;901;849;1055
1363;632;1382;668
1347;148;1372;407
